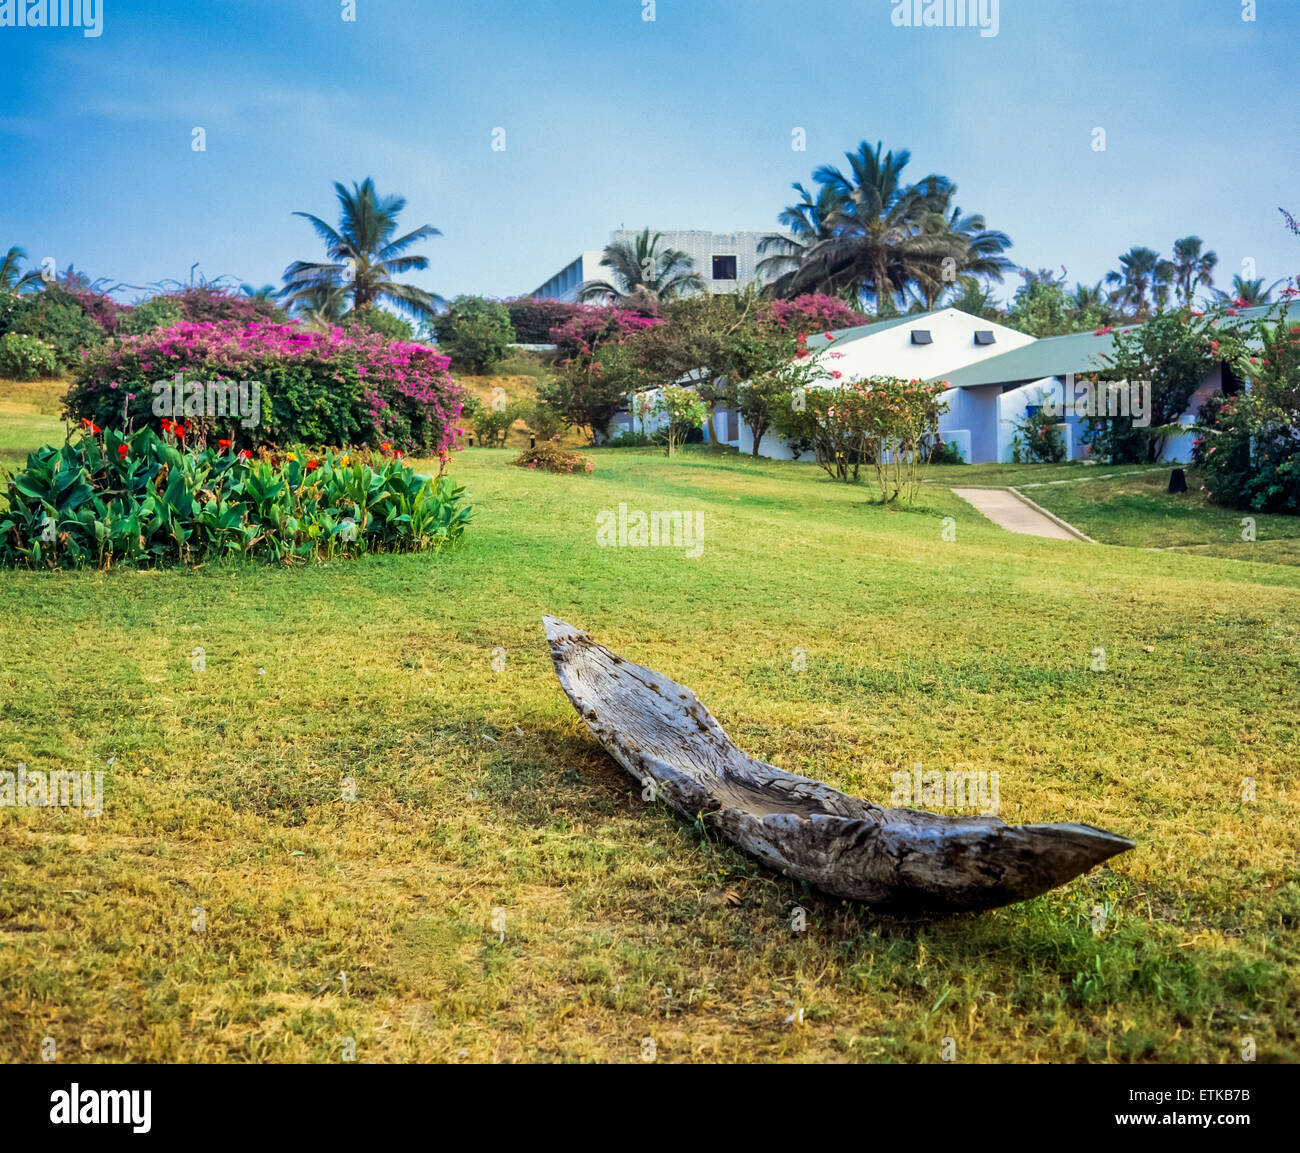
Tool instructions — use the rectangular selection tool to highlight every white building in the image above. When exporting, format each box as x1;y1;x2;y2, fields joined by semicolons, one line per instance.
939;308;1267;463
614;305;1269;463
530;230;777;302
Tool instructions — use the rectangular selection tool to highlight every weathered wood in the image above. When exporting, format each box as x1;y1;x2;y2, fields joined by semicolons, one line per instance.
544;617;1134;913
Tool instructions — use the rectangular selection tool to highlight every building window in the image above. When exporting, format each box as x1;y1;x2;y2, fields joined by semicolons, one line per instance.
911;330;932;345
712;255;738;280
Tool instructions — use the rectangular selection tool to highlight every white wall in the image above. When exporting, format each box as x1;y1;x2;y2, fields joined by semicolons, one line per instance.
811;309;1035;387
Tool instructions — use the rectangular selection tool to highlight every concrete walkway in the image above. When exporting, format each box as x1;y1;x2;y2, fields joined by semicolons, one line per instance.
951;487;1093;542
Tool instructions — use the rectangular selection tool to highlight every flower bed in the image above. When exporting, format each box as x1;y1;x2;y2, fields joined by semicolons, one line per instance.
63;319;466;453
1;427;471;569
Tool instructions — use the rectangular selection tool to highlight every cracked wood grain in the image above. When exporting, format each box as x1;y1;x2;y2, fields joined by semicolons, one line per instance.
544;617;1134;913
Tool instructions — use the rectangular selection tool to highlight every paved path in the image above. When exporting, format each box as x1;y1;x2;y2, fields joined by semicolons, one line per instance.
950;487;1093;542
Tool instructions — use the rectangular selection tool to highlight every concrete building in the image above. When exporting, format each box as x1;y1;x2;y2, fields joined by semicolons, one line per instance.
615;305;1271;463
738;308;1036;461
939;306;1268;463
529;230;776;302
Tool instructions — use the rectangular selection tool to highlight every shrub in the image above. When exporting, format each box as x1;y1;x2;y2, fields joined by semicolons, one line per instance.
1087;309;1216;463
170;285;283;325
600;429;654;448
119;296;185;336
929;438;966;465
63;319;466;453
522;400;565;441
771;377;948;501
512;438;593;475
763;294;866;334
0;332;59;379
0;288;105;369
549;305;662;364
536;339;647;444
1197;392;1300;513
506;298;581;344
347;306;415;342
1195;308;1300;512
1011;404;1068;463
65;289;127;335
432;296;515;373
0;428;471;569
461;393;521;446
645;384;708;456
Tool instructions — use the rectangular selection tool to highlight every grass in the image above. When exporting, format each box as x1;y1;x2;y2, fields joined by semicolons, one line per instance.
0;438;1296;1064
0;376;66;472
1012;468;1300;565
929;458;1300;566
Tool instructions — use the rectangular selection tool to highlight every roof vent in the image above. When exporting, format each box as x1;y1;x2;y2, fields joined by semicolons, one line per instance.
974;330;996;346
910;330;932;345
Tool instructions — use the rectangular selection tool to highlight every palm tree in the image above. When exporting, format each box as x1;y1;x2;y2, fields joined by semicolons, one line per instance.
1171;237;1218;306
756;182;842;294
909;192;1014;309
0;246;43;293
578;229;704;304
240;283;278;301
1105;246;1162;318
1151;257;1178;310
1214;274;1286;307
284;283;350;330
782;141;956;315
282;178;442;318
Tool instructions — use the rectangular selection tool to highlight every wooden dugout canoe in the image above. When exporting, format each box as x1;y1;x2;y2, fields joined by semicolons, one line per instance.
544;617;1133;913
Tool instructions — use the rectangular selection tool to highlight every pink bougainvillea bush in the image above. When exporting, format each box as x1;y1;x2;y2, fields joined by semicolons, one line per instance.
63;319;467;453
763;294;867;335
548;305;663;364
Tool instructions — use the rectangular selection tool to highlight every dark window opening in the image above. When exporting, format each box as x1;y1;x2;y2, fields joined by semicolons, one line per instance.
974;330;996;345
1222;361;1244;396
911;330;933;345
712;255;737;280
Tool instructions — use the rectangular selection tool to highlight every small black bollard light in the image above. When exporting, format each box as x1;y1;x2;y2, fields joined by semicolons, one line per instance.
468;433;474;447
1168;467;1188;494
530;435;536;449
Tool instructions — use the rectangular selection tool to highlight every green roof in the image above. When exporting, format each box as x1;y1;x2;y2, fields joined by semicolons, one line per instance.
932;305;1278;389
807;309;945;350
933;328;1119;388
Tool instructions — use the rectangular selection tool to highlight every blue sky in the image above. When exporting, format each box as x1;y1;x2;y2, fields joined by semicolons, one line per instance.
1;0;1296;306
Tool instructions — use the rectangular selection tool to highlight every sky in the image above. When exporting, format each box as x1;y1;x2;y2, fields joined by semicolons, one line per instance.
1;0;1297;307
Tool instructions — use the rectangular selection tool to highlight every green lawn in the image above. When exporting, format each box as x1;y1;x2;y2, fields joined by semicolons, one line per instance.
1;443;1297;1063
1012;467;1300;565
0;376;66;474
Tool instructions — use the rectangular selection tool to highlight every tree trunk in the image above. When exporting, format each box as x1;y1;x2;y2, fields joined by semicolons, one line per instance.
545;618;1134;913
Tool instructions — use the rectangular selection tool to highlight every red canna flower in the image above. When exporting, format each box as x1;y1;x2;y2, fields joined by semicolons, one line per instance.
237;449;251;461
306;460;319;472
117;444;129;459
218;439;232;451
